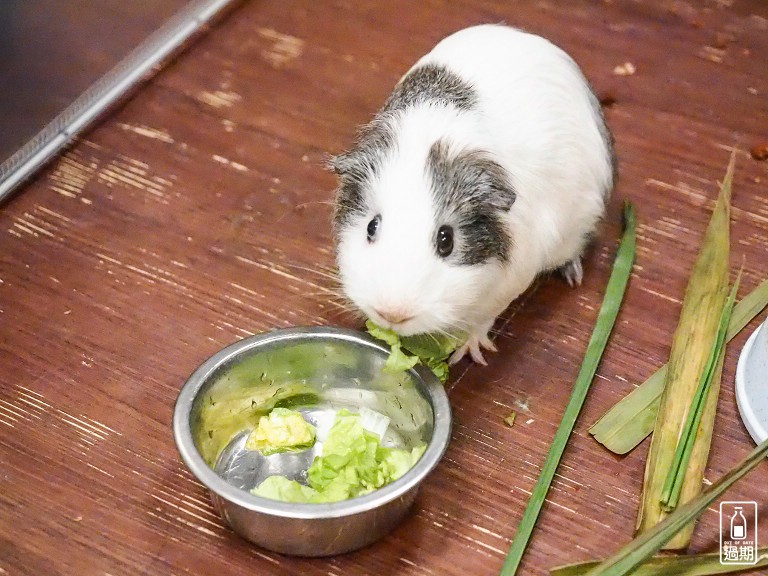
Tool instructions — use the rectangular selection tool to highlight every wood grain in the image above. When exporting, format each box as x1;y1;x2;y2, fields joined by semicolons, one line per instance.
1;1;767;575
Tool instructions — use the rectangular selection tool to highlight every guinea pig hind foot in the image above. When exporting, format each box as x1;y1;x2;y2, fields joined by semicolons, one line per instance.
449;327;497;366
559;257;584;287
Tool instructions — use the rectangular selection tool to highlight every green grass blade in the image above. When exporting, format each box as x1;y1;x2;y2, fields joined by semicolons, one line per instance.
551;547;768;576
589;278;768;455
499;201;637;576
582;438;768;576
589;366;667;453
659;272;741;510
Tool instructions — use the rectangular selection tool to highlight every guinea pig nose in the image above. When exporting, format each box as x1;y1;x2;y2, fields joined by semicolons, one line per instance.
374;308;415;326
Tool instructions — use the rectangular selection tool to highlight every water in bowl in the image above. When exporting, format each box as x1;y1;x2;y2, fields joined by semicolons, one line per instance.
213;403;408;491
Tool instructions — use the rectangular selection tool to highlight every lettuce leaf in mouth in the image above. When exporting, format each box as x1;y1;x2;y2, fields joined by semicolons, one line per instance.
251;409;426;503
245;407;316;455
365;320;462;382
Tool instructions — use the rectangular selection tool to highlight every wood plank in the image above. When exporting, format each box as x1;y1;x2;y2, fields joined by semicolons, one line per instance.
1;1;767;574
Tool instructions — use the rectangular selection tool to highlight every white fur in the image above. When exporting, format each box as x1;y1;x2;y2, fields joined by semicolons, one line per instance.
336;25;613;359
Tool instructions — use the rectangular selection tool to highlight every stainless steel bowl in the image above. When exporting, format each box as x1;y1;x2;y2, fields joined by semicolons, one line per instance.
173;326;451;556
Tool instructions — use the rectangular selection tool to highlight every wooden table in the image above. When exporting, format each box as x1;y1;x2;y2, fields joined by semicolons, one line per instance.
2;1;767;574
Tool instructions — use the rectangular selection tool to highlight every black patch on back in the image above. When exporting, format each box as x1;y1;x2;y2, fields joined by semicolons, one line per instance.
383;64;477;113
582;74;618;198
427;140;516;266
599;105;618;197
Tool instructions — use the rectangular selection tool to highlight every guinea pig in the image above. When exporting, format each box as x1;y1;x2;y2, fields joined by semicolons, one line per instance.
331;24;615;365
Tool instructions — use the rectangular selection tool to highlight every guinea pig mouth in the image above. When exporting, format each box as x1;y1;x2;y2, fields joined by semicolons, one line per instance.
373;308;414;326
368;307;421;334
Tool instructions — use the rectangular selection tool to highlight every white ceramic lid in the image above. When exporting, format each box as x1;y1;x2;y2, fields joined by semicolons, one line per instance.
735;320;768;445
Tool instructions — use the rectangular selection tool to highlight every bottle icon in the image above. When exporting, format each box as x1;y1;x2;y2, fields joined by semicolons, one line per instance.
731;507;747;540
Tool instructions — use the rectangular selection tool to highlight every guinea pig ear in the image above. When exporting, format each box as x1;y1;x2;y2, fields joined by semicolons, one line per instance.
476;156;516;212
328;152;354;175
430;140;516;213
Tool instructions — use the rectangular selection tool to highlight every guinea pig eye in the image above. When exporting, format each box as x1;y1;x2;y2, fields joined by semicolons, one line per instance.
436;225;454;258
366;214;381;243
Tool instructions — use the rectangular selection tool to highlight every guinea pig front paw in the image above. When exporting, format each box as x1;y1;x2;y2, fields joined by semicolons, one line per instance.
449;331;497;366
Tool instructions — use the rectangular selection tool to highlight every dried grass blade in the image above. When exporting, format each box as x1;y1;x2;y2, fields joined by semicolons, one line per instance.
636;153;734;548
550;547;768;575
583;438;768;576
589;277;768;455
660;271;741;511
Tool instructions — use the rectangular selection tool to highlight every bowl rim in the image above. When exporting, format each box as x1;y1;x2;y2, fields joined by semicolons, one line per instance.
173;325;452;519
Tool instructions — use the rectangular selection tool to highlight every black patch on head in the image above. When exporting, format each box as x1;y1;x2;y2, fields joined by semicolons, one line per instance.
331;117;395;231
427;140;516;266
331;64;478;235
383;64;477;113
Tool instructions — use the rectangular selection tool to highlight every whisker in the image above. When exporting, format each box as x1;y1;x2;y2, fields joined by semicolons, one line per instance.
432;319;470;342
282;262;342;285
302;294;353;307
302;289;346;298
284;263;338;277
325;307;365;324
327;304;360;316
487;329;515;342
297;200;336;209
298;287;345;299
432;326;458;341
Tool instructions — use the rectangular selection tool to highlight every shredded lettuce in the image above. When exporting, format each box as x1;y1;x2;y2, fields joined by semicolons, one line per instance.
251;475;319;502
245;408;316;455
365;320;462;382
357;406;390;440
251;409;426;503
